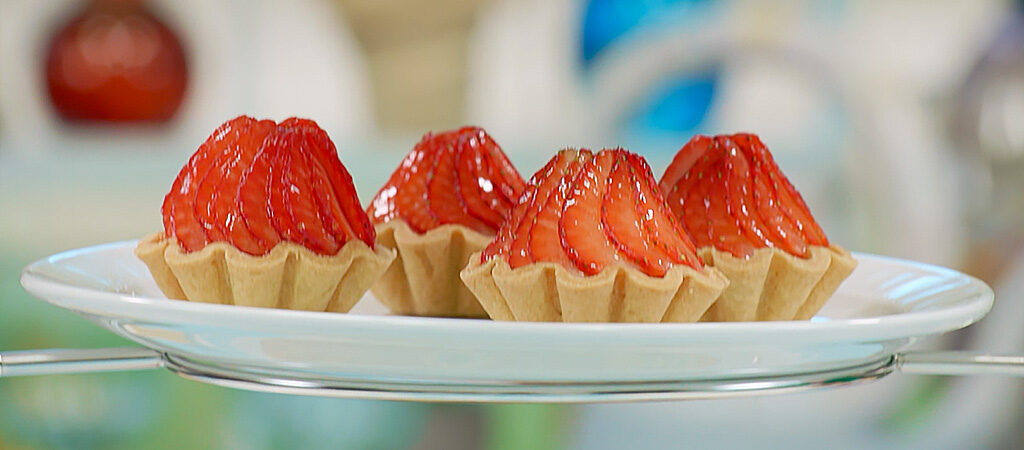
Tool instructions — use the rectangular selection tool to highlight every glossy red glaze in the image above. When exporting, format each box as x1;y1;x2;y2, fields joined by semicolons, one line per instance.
659;133;829;258
162;116;373;256
484;148;703;277
367;127;525;235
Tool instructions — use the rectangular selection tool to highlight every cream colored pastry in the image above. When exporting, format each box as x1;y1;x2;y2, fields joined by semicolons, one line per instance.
462;253;728;323
698;244;856;322
371;221;492;318
136;233;394;312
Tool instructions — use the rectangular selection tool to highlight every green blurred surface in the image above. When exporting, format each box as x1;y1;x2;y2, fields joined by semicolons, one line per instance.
487;404;566;450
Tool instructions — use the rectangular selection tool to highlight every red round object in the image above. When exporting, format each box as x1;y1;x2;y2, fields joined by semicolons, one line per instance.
44;0;188;123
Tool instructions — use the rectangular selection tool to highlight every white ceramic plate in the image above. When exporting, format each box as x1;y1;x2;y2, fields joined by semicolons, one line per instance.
20;241;992;385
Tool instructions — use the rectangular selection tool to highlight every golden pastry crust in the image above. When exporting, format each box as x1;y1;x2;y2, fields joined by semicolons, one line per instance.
460;253;729;323
370;220;492;318
698;244;856;321
135;232;395;312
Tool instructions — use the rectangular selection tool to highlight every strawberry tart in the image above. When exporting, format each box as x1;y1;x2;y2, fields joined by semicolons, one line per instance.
660;133;856;321
136;116;395;312
461;148;728;322
367;127;525;318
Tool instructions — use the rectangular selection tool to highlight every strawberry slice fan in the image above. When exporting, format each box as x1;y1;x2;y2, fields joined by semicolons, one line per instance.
461;148;729;323
659;133;857;322
367;127;526;318
135;116;395;312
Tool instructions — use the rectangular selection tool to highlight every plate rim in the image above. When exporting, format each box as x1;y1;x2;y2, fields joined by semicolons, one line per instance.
19;240;994;345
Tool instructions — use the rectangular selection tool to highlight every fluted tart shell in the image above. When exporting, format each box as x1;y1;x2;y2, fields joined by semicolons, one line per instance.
370;221;492;318
461;253;729;323
136;232;395;312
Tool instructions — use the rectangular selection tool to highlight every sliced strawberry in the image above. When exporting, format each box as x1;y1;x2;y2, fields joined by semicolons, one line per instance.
480;226;509;261
264;133;302;243
481;151;557;262
690;141;760;257
214;118;275;254
707;185;760;258
370;127;524;237
457;153;503;229
284;118;375;247
390;137;441;233
718;136;774;249
236;144;281;253
275;124;351;245
321;145;376;246
480;190;527;261
660;134;712;199
278;117;316;131
602;151;673;277
660;132;829;259
164;116;255;251
741;134;828;247
308;153;354;247
368;150;415;224
662;136;713;231
166;184;208;251
474;129;524;208
676;140;725;245
489;148;700;277
283;134;340;255
424;136;462;224
776;182;827;246
680;175;712;245
625;152;702;269
161;190;175;238
560;150;617;275
527;154;585;267
745;146;808;257
196;119;268;243
162;116;368;256
193;130;238;243
457;135;506;229
703;143;759;258
428;136;491;233
507;150;581;268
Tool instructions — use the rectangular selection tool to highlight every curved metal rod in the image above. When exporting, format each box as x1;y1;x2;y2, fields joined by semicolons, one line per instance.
0;347;163;377
2;347;1024;385
899;351;1024;377
162;353;898;403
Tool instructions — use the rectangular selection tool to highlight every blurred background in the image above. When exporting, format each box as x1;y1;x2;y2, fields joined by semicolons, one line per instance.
2;0;1024;448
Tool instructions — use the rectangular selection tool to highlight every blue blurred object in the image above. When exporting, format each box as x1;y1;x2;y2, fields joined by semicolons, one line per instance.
580;0;712;67
581;0;719;137
624;71;718;136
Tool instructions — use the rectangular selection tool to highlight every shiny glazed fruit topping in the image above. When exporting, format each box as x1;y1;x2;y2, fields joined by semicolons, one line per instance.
659;133;828;258
162;116;374;256
483;148;702;277
367;126;525;235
